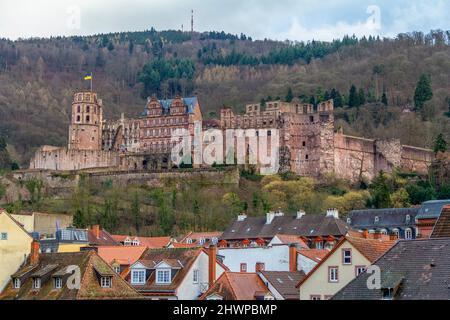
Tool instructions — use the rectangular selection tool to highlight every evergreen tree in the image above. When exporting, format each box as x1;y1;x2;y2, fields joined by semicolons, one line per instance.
414;74;433;110
433;133;447;153
358;88;366;106
371;171;391;208
381;92;388;106
285;87;294;102
348;85;359;108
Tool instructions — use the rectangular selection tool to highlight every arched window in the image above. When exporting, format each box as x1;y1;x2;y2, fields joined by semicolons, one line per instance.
405;215;411;223
86;115;90;123
86;106;90;113
77;105;81;113
76;115;81;122
374;216;379;223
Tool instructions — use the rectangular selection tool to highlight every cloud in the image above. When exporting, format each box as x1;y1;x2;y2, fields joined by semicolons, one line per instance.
0;0;449;41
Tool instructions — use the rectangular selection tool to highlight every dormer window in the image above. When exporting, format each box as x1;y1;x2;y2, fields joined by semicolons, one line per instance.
382;288;394;300
114;266;121;274
124;238;131;246
132;239;140;246
54;277;62;289
211;237;218;245
374;216;379;223
13;278;20;289
156;269;171;284
346;218;351;224
33;278;41;290
131;269;146;284
405;215;411;223
100;276;112;288
186;238;193;244
199;238;206;245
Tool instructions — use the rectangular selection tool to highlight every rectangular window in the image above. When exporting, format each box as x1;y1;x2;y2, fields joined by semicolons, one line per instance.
342;249;352;265
355;266;366;276
0;232;7;240
101;277;112;288
33;278;41;289
13;278;20;289
156;269;171;284
310;295;321;300
193;269;199;284
131;270;146;284
240;263;247;273
114;266;121;274
54;277;62;289
328;267;339;283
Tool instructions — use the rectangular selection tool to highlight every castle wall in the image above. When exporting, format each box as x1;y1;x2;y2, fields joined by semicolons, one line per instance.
29;147;119;171
401;145;433;174
333;134;376;182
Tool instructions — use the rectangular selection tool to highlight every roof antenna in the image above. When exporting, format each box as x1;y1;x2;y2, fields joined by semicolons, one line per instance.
191;9;194;33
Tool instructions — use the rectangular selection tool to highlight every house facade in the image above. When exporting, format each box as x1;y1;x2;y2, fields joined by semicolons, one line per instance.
127;246;226;300
297;234;396;300
0;210;34;291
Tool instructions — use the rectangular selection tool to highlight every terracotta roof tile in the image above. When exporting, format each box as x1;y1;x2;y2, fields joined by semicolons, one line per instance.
297;249;329;263
273;234;309;248
112;235;171;248
431;205;450;238
96;246;146;265
200;272;270;300
346;236;396;263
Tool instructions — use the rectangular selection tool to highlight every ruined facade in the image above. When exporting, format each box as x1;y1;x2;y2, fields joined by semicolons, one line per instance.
29;91;433;182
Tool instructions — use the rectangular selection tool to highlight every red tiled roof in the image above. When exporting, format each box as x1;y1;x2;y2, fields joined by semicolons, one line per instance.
112;235;171;248
200;272;270;300
273;234;308;248
431;205;450;238
96;246;146;265
297;249;329;263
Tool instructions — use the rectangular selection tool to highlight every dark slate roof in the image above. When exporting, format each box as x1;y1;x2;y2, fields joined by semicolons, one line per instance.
332;238;450;300
260;271;305;300
347;208;418;230
431;205;450;238
220;214;352;241
416;200;450;219
142;97;198;116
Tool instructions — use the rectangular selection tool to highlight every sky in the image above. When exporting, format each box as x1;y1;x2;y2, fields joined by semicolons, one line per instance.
0;0;449;41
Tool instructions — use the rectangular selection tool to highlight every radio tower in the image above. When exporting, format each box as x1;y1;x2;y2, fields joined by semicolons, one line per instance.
191;10;194;33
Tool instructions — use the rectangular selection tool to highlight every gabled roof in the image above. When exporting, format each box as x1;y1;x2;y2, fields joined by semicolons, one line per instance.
221;214;352;241
0;251;141;300
259;271;305;300
88;228;118;246
271;234;309;248
297;249;329;263
431;205;450;238
200;272;270;300
96;246;146;265
0;209;33;240
111;235;171;248
130;248;203;294
332;238;450;300
296;235;396;288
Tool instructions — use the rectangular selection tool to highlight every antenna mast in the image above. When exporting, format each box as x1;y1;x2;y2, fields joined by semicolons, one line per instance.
191;10;194;33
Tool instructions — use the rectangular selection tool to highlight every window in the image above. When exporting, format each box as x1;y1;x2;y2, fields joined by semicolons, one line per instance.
382;288;394;300
131;269;146;284
240;263;247;273
392;229;400;238
33;278;41;289
77;105;81;112
132;239;140;246
156;269;171;284
13;278;20;289
54;277;62;289
86;106;90;112
0;232;7;240
342;249;352;265
302;141;306;147
76;115;81;122
101;276;112;288
355;266;366;276
193;269;199;284
255;262;265;272
405;228;412;240
86;115;90;123
316;242;323;249
309;116;314;123
310;295;321;300
346;218;351;224
406;215;411;223
114;266;121;274
328;267;338;282
374;216;379;223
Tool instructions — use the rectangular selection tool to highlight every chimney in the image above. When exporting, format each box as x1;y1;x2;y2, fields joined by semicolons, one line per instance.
208;245;217;286
266;212;275;225
326;208;339;219
296;210;306;219
289;244;297;272
362;230;369;239
92;225;100;238
30;240;40;265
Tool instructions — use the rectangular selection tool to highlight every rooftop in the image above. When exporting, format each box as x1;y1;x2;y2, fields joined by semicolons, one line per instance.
259;271;305;300
431;205;450;238
332;238;450;300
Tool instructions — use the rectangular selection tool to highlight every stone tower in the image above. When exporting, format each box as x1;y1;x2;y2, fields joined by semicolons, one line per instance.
68;91;103;150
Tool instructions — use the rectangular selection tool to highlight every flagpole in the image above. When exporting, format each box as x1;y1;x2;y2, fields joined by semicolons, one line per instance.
90;72;93;92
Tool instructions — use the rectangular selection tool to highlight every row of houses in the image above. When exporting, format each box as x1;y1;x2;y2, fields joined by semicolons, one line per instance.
1;199;450;300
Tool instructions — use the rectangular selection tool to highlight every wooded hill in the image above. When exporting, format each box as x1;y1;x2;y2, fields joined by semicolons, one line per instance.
0;29;450;166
